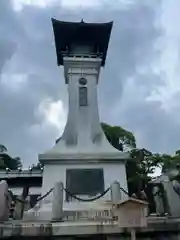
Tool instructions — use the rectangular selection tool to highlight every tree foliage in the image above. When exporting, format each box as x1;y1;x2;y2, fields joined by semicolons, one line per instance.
0;144;8;153
0;145;22;170
101;123;162;195
101;123;180;195
101;122;136;151
156;151;180;173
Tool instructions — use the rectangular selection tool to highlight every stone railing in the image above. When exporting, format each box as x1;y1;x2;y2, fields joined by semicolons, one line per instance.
62;204;115;222
1;178;175;222
28;205;115;223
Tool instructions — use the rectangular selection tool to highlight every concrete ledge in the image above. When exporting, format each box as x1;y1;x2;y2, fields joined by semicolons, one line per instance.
39;157;129;165
39;152;129;162
1;217;180;237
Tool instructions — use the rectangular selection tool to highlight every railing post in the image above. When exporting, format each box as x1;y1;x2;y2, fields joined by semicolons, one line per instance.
52;181;63;221
111;181;121;203
0;181;9;221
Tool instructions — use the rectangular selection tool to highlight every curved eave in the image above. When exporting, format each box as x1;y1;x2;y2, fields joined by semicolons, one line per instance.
51;18;113;66
51;18;113;30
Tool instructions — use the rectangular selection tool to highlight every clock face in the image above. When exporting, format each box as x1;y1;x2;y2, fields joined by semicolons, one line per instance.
79;77;87;85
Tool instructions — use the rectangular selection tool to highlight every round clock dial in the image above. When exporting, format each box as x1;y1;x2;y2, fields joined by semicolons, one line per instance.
79;77;87;85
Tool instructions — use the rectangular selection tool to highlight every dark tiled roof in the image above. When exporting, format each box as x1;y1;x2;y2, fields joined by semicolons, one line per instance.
51;18;113;66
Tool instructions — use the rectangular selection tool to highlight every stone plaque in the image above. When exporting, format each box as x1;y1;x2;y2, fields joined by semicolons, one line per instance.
66;168;104;201
79;87;87;106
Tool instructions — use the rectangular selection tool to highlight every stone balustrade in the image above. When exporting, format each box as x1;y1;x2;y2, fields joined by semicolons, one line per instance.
1;180;180;239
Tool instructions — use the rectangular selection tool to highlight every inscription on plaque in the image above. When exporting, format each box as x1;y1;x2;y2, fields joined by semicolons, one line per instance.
79;87;87;106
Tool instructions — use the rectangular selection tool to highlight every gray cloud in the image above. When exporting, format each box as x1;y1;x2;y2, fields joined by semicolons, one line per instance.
0;0;19;73
118;93;180;154
0;0;176;167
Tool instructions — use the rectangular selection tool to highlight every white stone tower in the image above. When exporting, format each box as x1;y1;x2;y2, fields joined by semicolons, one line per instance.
39;19;129;205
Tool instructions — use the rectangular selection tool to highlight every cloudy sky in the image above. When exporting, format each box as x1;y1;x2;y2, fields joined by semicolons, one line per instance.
0;0;180;169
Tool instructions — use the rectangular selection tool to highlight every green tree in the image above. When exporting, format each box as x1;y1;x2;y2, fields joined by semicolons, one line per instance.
101;123;138;194
157;154;174;173
0;144;7;153
101;123;161;195
0;145;22;170
129;149;163;194
155;150;180;173
101;122;136;151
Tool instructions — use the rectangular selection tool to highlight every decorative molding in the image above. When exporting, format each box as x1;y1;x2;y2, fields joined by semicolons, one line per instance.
39;158;128;165
64;57;101;84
